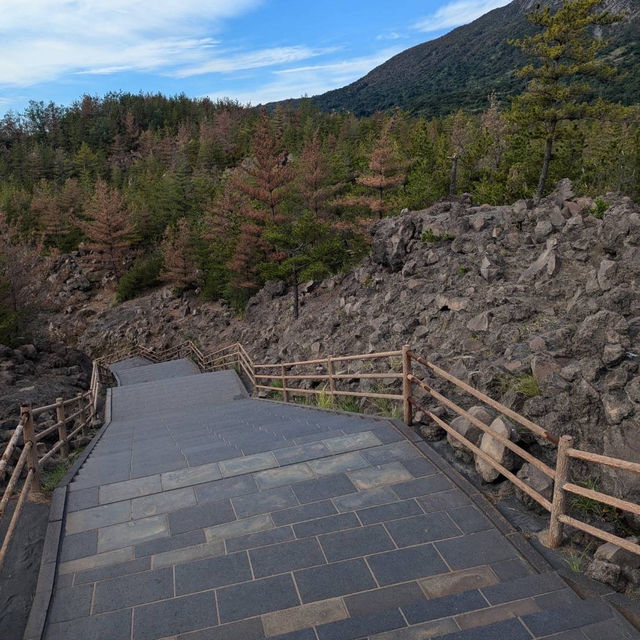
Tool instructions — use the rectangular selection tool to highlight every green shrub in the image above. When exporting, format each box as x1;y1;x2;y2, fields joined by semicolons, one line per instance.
497;373;541;398
591;198;608;219
514;374;541;398
116;253;163;302
316;387;336;410
422;228;454;243
337;396;361;413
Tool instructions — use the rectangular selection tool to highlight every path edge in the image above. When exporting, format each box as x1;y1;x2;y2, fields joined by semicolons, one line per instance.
22;388;114;640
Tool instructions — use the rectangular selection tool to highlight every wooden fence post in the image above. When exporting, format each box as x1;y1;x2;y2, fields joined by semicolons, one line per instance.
281;365;289;402
92;366;100;417
77;392;88;436
548;434;574;548
56;397;70;457
20;405;40;492
327;356;336;400
402;345;412;426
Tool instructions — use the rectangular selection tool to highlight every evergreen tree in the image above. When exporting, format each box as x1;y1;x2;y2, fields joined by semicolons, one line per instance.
161;218;198;292
76;179;134;278
354;117;409;218
298;131;340;219
0;213;46;342
226;112;294;304
510;0;622;202
260;214;344;319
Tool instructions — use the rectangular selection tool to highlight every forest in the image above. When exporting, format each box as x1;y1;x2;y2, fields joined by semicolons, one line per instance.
0;1;638;343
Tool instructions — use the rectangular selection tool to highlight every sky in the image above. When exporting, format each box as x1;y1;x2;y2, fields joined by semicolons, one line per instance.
0;0;511;116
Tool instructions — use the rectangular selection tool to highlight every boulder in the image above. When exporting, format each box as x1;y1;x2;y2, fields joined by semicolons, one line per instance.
531;353;559;384
515;463;554;512
595;539;640;569
602;393;634;425
597;259;617;291
475;416;517;482
520;239;557;280
467;312;490;332
480;255;502;282
602;343;625;366
447;405;493;464
586;559;622;589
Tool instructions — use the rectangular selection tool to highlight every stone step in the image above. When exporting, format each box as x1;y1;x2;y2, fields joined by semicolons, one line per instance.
294;573;578;640
430;597;622;640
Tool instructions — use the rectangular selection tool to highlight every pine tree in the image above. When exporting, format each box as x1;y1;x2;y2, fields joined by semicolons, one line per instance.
354;117;408;218
448;110;472;196
236;112;293;222
510;0;622;202
226;112;294;303
161;218;198;292
260;214;344;319
0;213;47;342
76;179;134;278
298;131;341;219
480;93;509;173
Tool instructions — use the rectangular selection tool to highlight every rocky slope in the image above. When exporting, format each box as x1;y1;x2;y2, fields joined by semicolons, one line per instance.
0;340;91;432
75;180;640;503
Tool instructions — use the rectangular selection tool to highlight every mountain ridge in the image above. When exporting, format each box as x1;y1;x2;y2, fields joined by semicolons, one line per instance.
272;0;640;117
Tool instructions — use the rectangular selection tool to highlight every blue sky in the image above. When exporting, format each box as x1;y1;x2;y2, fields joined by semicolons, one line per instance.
0;0;511;116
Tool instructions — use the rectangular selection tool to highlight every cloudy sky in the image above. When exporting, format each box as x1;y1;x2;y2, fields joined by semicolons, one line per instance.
0;0;511;115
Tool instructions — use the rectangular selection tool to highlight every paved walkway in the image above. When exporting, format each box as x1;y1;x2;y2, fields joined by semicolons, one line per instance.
43;359;639;640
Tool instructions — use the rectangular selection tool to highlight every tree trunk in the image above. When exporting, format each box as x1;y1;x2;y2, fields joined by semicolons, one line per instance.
449;155;458;197
537;136;554;203
292;278;299;320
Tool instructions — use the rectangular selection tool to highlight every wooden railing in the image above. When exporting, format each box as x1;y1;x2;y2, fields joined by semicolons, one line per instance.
4;337;640;572
403;348;640;557
0;359;110;570
99;339;640;558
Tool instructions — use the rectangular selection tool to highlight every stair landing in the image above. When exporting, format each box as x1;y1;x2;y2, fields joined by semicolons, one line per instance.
41;359;639;640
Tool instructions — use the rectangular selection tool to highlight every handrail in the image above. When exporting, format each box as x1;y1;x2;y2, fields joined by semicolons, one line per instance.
0;356;105;571
71;337;640;560
408;352;558;445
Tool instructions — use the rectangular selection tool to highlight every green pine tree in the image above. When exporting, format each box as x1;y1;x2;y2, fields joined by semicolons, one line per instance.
260;214;345;320
509;0;623;202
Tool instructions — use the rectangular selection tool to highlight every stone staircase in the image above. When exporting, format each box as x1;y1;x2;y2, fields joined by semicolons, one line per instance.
40;358;640;640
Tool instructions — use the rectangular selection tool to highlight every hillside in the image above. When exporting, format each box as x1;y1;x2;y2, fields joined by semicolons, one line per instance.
277;0;640;117
70;181;640;502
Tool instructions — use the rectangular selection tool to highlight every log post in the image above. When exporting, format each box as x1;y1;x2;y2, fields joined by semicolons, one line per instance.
56;398;70;457
92;368;100;417
78;392;88;436
327;356;336;399
20;405;40;492
548;435;574;548
402;345;412;426
281;365;289;403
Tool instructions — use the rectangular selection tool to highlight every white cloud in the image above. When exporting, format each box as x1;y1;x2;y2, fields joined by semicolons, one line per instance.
174;46;338;78
206;48;402;106
415;0;511;33
0;0;263;86
376;32;403;41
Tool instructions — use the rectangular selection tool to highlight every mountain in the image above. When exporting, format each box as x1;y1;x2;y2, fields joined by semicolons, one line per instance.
277;0;640;117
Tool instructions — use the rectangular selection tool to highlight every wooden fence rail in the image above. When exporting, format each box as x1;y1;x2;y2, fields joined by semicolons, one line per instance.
0;359;109;571
4;337;640;573
94;339;640;558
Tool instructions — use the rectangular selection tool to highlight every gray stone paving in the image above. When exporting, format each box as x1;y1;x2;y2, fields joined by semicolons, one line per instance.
41;359;640;640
